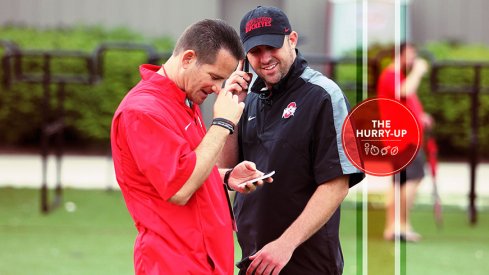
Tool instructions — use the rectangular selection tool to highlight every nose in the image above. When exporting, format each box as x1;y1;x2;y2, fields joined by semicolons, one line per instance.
213;83;222;94
259;49;273;64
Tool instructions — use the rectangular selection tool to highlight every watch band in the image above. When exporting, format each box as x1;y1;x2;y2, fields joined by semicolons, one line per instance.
224;168;233;191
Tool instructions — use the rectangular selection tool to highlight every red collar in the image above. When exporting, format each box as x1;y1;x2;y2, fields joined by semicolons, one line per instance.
139;64;188;104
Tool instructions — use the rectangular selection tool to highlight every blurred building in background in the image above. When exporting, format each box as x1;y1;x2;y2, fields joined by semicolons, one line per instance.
1;0;489;55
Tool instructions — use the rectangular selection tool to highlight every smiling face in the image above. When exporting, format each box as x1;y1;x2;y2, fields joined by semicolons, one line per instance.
246;32;298;88
183;48;238;105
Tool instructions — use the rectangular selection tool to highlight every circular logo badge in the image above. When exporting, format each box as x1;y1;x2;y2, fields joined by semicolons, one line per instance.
342;98;421;176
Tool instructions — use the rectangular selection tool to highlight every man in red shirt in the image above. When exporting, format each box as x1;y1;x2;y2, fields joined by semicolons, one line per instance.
377;42;433;242
111;19;270;274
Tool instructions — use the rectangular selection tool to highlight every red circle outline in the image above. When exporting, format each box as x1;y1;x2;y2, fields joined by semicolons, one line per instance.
341;98;421;176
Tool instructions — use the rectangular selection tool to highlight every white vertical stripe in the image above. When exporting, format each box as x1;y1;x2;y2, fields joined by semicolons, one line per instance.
362;1;369;274
395;1;402;275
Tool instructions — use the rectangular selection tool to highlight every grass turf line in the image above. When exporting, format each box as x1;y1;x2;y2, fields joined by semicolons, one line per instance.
1;187;488;275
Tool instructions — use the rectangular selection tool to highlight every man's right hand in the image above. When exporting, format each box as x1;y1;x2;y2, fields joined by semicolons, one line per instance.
413;58;429;76
224;59;252;102
213;88;244;125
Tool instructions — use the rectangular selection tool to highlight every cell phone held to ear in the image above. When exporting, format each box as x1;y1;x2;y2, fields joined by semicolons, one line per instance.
242;58;253;91
238;171;275;188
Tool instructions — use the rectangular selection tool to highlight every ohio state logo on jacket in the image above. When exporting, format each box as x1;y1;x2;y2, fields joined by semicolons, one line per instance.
282;102;297;118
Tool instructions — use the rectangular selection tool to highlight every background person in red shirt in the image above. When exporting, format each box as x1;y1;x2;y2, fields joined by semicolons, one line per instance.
111;19;270;274
377;42;434;242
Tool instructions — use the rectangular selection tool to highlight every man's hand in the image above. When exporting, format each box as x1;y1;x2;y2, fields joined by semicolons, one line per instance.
422;112;434;129
224;59;252;102
213;88;244;126
246;238;294;275
412;58;429;77
244;176;349;274
228;161;273;193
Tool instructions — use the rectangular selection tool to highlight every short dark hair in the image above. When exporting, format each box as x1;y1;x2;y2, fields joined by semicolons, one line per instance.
399;41;416;55
174;19;244;65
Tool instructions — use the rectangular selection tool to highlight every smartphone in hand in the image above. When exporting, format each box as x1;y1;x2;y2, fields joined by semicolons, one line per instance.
238;171;275;188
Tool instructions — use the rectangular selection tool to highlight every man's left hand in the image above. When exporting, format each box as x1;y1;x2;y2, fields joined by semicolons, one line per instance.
228;161;273;193
246;239;294;275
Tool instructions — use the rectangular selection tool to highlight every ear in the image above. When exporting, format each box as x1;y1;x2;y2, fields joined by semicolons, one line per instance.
181;50;196;69
288;31;298;48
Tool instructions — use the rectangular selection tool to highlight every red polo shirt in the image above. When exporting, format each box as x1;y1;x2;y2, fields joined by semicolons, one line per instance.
111;64;233;274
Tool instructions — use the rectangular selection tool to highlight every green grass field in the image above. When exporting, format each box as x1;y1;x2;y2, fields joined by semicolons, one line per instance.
0;187;488;275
